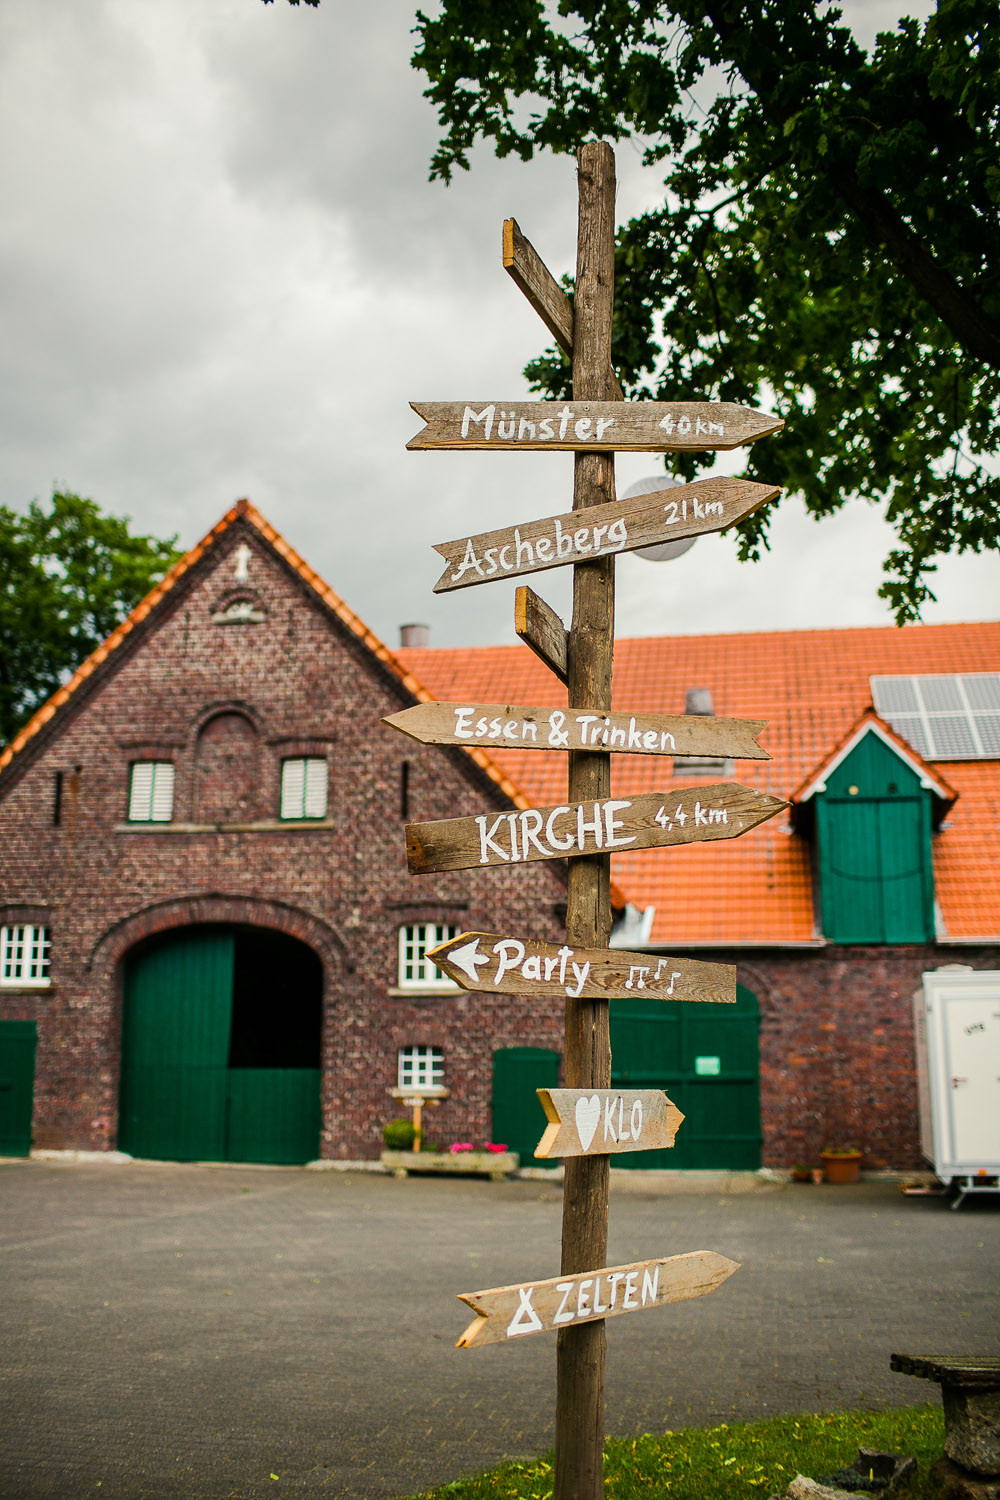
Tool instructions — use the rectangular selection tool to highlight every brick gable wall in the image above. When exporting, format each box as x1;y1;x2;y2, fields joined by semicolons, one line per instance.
0;518;567;1156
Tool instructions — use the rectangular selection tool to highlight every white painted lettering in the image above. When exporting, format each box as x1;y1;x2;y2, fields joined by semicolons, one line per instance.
493;939;526;985
606;1272;624;1309
515;530;534;567
576;802;604;850
627;718;643;751
604;800;636;849
507;812;520;862
519;808;549;859
566;960;590;999
641;1266;660;1304
543;955;560;982
577;1279;593;1316
476;815;509;864
554;518;573;558
643;730;658;750
553;1282;575;1325
630;1099;643;1141
547;713;569;749
623;1272;639;1309
503;719;518;741
574;527;591;553
522;954;541;981
451;538;485;584
604;1096;618;1143
596;416;615;440
462;404;495;440
660;730;676;752
607;517;627;549
453;707;474;740
557;947;572;986
538;417;554;440
497;412;516;440
558;406;573;440
545;807;575;851
535;536;552;561
574;417;593;441
517;417;536;441
507;1285;543;1337
592;1276;609;1314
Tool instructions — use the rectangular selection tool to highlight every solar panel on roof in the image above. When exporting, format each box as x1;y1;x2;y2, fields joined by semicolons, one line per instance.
871;674;1000;760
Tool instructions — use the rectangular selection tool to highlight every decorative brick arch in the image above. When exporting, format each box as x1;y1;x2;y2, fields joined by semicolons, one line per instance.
88;893;353;1009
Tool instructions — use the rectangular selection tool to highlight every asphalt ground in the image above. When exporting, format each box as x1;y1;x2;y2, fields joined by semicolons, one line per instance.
0;1160;998;1500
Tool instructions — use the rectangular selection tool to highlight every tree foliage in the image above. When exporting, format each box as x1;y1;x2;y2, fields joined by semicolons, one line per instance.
0;493;181;747
411;0;1000;618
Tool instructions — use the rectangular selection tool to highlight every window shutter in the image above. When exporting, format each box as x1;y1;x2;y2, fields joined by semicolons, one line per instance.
281;759;306;819
150;763;174;822
303;759;328;819
128;764;154;821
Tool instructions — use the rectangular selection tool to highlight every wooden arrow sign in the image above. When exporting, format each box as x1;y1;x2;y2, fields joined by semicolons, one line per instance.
408;401;782;453
427;932;736;1005
456;1250;739;1348
384;702;770;760
535;1089;684;1159
430;476;779;592
406;785;786;874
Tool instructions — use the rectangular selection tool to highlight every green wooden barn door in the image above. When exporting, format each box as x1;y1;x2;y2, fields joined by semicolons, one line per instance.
119;931;234;1160
491;1047;560;1168
610;984;761;1169
0;1020;37;1157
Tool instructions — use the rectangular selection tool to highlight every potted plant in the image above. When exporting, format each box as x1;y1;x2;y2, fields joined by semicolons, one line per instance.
820;1147;864;1184
790;1162;812;1183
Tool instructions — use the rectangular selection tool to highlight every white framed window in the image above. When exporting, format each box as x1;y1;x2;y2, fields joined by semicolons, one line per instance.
280;757;328;820
1;925;51;987
397;923;460;990
128;761;175;823
397;1045;444;1092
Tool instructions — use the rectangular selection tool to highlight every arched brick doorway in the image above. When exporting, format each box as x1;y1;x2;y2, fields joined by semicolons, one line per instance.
118;924;322;1164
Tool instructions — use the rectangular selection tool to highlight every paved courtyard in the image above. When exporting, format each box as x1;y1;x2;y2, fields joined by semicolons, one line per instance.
1;1159;998;1500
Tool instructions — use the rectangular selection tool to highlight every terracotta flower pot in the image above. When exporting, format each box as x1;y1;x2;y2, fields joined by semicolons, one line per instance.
821;1150;862;1184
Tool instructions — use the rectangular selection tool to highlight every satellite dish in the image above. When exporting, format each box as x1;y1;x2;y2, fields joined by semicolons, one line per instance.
620;476;698;563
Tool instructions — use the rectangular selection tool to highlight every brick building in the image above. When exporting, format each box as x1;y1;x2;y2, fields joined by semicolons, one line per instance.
0;502;567;1164
2;499;998;1171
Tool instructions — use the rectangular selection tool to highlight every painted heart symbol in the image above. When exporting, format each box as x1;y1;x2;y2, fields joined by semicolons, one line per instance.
575;1094;601;1152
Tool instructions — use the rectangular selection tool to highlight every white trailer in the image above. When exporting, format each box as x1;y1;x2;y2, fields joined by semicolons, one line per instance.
915;968;1000;1208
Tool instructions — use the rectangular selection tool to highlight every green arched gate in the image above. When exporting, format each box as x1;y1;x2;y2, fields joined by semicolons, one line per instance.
119;926;322;1164
610;983;761;1169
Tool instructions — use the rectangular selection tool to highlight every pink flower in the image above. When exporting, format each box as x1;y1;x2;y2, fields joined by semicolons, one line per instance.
484;1143;508;1154
449;1141;474;1154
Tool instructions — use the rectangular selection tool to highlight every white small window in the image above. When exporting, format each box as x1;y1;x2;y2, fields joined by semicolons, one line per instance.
397;1045;444;1092
128;762;174;823
280;758;328;820
397;923;459;990
1;925;51;987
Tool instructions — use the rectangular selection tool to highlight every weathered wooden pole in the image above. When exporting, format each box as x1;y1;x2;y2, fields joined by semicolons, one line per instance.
554;138;617;1500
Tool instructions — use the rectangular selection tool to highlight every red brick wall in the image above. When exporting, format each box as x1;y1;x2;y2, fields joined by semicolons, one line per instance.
0;518;566;1156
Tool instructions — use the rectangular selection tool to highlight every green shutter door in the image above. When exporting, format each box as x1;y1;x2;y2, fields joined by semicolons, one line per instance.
0;1020;37;1157
610;984;761;1169
491;1046;560;1168
119;931;234;1160
227;1070;321;1165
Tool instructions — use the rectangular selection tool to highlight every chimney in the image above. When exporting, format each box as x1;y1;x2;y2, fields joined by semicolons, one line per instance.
685;688;714;716
399;623;430;649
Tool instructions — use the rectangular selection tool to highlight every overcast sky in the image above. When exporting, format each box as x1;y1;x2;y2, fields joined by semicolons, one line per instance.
2;0;996;653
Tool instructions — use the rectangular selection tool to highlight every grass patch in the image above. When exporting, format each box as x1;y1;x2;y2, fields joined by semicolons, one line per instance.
408;1405;943;1499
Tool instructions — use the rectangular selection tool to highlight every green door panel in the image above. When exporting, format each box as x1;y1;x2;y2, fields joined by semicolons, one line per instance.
120;928;322;1165
611;984;761;1169
0;1020;37;1157
491;1046;560;1168
227;1070;321;1165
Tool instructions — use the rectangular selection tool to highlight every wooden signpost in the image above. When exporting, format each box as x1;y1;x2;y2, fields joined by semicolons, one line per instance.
428;931;737;1005
407;399;782;452
456;1251;740;1348
406;784;785;874
385;702;769;759
387;141;785;1500
430;476;779;592
535;1088;684;1159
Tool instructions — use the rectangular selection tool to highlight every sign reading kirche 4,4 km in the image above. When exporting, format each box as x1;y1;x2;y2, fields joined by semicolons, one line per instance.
407;401;782;452
406;785;786;875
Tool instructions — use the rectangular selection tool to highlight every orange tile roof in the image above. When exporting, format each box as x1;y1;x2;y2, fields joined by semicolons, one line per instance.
400;622;1000;944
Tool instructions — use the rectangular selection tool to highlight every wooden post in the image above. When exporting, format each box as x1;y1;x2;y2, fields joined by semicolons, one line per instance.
555;138;617;1500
